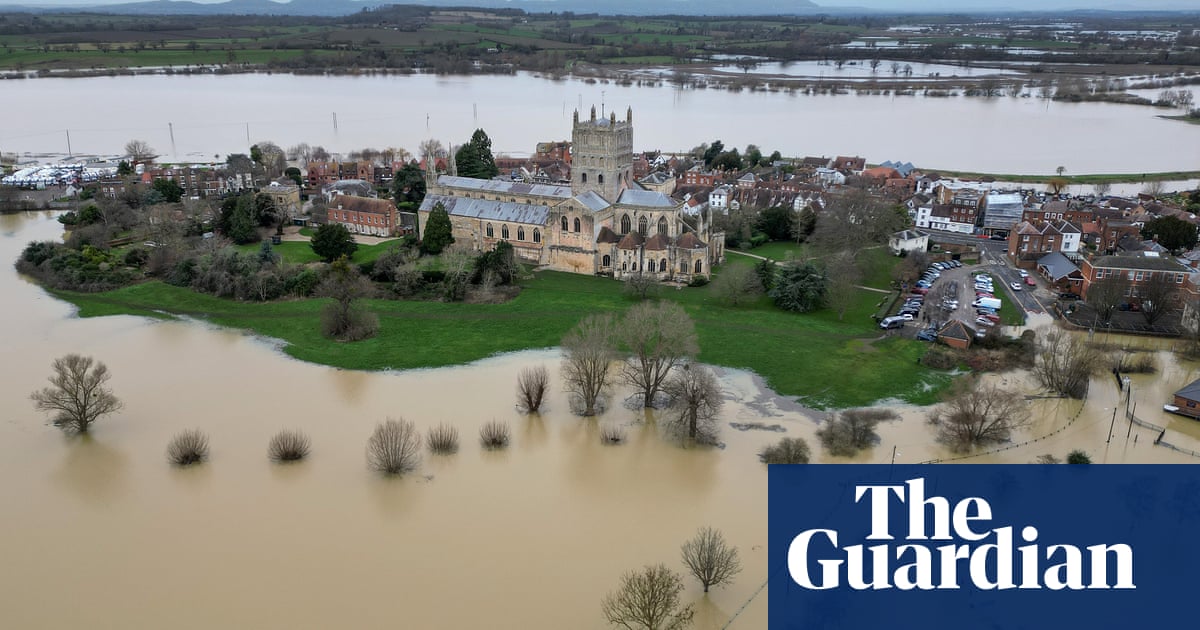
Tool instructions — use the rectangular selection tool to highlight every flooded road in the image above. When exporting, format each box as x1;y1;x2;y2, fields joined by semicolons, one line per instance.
1;211;1198;628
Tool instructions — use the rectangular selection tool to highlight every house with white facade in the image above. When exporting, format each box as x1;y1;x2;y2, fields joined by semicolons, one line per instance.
889;229;929;255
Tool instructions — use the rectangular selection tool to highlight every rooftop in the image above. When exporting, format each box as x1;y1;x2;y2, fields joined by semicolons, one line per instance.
438;175;573;200
419;194;549;225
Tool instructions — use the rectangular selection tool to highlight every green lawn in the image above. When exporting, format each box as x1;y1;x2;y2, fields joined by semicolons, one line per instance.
236;237;403;265
53;267;950;409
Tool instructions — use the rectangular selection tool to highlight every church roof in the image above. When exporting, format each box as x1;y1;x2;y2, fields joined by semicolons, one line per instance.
644;233;672;251
675;231;706;249
617;231;645;250
437;175;573;200
616;188;676;208
419;194;549;225
574;190;612;212
596;226;620;244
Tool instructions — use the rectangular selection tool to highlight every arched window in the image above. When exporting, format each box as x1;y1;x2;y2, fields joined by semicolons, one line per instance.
486;223;493;238
517;226;525;241
660;258;667;273
533;229;541;244
573;217;581;233
680;260;687;273
622;262;627;271
631;262;638;272
602;255;611;267
502;225;510;240
621;214;631;234
598;174;605;184
581;173;588;183
694;260;703;274
561;216;568;231
647;260;656;273
658;217;668;235
638;216;648;236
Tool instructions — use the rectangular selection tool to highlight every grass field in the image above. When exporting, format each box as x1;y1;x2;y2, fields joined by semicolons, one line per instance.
52;263;949;409
235;237;403;265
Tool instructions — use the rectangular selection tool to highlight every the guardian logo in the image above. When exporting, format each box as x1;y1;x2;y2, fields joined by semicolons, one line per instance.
787;478;1136;591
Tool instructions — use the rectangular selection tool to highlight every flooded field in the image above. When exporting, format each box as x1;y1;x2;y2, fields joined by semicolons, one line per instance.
1;211;1198;628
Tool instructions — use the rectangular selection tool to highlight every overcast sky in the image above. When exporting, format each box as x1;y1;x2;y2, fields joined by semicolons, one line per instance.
21;0;1200;9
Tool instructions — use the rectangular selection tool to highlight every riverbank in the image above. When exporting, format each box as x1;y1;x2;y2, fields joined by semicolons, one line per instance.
916;168;1200;186
49;258;948;410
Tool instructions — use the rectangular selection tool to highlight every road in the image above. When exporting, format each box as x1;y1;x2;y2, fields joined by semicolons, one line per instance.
928;231;1056;320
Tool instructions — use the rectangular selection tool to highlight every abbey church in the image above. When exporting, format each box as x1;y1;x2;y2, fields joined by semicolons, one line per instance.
416;107;724;282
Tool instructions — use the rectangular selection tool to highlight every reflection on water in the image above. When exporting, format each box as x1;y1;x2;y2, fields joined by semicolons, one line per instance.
2;212;1199;628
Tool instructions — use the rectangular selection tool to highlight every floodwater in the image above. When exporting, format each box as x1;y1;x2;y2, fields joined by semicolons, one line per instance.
2;212;1199;628
1;72;1198;174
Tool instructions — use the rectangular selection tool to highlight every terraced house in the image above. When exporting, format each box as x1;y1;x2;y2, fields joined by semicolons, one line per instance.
417;107;724;282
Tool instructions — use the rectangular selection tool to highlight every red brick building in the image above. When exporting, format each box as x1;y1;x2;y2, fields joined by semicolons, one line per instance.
327;195;398;237
1079;255;1192;300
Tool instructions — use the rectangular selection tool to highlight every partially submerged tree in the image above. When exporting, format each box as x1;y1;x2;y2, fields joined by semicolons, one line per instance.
620;301;698;407
517;365;549;413
601;564;694;630
680;527;742;593
759;437;811;464
1067;450;1092;464
1032;328;1100;399
366;418;422;475
31;354;123;434
167;429;209;467
561;314;618;416
268;429;311;463
928;378;1031;452
662;363;723;444
817;408;898;456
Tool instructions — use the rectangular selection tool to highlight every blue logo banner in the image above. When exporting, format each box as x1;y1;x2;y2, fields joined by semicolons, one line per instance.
769;464;1200;629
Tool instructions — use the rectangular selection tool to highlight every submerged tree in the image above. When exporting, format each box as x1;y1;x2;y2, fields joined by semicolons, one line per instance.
620;301;698;407
366;418;422;475
31;354;123;434
662;363;723;444
561;314;618;416
680;527;742;593
601;564;694;630
1087;275;1131;325
817;408;898;456
1032;328;1099;399
927;378;1031;452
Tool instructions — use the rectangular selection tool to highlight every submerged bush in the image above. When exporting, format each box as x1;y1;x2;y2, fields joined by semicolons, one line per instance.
599;424;627;445
479;421;511;450
759;437;811;465
268;429;311;463
366;418;422;475
167;429;210;467
426;423;460;455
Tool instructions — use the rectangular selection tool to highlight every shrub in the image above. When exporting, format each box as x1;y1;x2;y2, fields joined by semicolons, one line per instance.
268;429;311;463
688;275;709;287
167;429;209;467
285;268;320;297
759;437;811;464
366;418;422;475
1066;450;1092;464
426;423;460;455
599;424;627;445
516;365;549;413
920;347;959;370
479;420;511;450
817;408;897;456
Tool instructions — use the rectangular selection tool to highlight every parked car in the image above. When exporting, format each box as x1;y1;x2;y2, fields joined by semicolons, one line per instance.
911;287;930;295
1010;282;1022;291
975;317;996;327
879;316;906;329
1025;276;1036;287
990;234;1007;240
950;260;963;268
980;312;1000;323
1018;270;1029;278
916;329;938;342
1059;292;1079;300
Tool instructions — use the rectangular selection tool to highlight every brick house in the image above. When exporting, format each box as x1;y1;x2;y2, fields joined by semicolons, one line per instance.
327;195;398;237
1007;220;1081;263
681;167;718;187
1079;255;1192;301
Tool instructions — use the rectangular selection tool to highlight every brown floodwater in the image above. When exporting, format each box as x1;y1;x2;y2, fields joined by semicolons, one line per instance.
1;211;1198;629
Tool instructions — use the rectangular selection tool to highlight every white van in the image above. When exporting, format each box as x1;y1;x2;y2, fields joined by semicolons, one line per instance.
879;316;906;330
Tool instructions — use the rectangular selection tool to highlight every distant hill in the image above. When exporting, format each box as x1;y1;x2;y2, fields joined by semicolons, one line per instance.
0;0;825;18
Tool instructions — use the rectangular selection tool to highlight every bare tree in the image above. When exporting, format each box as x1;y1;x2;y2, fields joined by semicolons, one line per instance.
426;423;460;454
268;429;311;462
419;139;447;166
167;429;209;466
824;251;862;321
1138;272;1180;326
620;301;698;408
662;363;723;444
927;378;1032;452
516;365;549;413
601;564;694;630
710;264;762;306
811;188;907;256
623;273;659;300
891;250;930;287
561;314;618;416
1087;275;1131;325
817;408;898;456
124;139;155;163
366;418;422;475
1142;180;1165;199
30;354;123;434
680;527;741;593
1092;182;1112;198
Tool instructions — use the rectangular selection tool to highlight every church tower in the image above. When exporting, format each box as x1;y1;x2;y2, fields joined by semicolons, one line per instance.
571;106;633;202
